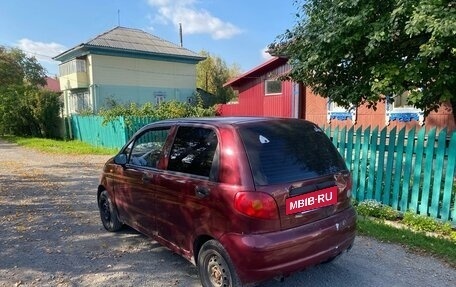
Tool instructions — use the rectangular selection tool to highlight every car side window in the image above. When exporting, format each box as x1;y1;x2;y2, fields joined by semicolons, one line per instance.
167;126;218;178
128;127;170;168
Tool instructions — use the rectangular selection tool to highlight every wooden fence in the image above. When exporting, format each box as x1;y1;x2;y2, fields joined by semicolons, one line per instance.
70;115;456;222
325;126;456;223
70;115;157;148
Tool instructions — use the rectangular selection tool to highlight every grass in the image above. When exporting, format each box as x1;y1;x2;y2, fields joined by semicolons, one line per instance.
1;136;118;155
357;217;456;268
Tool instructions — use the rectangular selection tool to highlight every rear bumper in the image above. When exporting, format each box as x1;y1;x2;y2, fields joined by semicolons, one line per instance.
219;207;356;285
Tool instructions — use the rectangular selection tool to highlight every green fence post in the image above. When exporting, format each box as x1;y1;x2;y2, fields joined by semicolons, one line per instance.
374;127;387;202
383;127;397;205
410;128;426;214
400;127;416;212
339;127;347;160
367;127;379;200
324;126;331;138
419;128;436;216
392;127;406;210
352;126;363;201
443;131;456;222
345;126;354;171
120;116;128;148
332;126;340;149
358;126;371;201
430;129;447;219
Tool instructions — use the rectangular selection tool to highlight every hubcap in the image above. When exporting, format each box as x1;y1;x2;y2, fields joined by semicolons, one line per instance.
207;254;229;287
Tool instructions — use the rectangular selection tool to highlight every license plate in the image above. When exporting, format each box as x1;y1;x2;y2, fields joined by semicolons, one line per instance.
286;186;338;215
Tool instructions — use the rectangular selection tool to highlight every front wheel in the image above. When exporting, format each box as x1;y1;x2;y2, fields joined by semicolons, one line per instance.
197;240;242;287
98;190;123;232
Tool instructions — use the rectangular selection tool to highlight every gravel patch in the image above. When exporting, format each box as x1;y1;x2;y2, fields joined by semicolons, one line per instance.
0;140;455;287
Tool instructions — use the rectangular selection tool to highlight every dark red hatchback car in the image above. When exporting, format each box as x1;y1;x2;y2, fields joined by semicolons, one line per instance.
97;117;356;287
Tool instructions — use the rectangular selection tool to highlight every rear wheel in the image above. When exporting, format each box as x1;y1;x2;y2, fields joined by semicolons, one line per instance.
197;240;242;287
98;190;122;232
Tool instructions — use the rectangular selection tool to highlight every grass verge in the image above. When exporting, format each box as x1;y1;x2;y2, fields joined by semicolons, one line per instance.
1;136;118;155
357;217;456;268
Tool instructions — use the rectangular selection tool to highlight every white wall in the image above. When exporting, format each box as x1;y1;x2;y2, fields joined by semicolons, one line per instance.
89;54;197;89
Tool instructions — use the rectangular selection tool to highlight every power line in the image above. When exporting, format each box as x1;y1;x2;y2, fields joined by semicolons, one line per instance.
0;43;60;61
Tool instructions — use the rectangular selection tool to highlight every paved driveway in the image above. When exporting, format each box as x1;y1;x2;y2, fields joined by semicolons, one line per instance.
0;140;455;287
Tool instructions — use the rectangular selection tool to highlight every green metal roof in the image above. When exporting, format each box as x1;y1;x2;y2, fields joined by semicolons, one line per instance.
53;26;205;64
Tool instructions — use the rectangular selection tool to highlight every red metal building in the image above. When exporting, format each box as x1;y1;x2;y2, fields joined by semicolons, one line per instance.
219;57;455;131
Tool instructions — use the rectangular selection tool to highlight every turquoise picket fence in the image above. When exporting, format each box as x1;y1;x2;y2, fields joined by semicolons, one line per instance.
70;115;455;222
325;126;456;223
70;115;157;149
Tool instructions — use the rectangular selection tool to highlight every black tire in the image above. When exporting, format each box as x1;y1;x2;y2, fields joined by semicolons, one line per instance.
197;240;243;287
98;190;123;232
321;252;342;264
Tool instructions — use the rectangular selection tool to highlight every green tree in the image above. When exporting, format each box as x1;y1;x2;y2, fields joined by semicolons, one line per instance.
196;50;241;106
269;0;456;119
31;90;62;138
0;46;60;137
0;46;46;86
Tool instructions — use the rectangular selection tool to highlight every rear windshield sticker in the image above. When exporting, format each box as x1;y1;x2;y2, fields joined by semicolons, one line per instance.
259;135;270;144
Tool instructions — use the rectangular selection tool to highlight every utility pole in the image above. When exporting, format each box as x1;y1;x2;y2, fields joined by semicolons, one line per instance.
179;23;183;47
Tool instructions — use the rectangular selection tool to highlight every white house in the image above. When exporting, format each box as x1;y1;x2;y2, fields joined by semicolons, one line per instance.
53;26;205;115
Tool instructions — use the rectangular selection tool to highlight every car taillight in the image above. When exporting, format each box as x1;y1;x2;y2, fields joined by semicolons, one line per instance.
335;172;352;198
234;192;279;220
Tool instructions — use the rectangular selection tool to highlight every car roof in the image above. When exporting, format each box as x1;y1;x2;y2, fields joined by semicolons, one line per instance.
134;117;316;135
142;116;313;128
159;116;309;124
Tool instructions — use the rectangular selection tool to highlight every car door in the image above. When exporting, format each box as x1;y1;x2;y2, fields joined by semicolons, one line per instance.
114;126;171;237
154;125;220;255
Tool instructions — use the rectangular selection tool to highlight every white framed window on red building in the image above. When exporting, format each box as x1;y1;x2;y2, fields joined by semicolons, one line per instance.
385;92;424;126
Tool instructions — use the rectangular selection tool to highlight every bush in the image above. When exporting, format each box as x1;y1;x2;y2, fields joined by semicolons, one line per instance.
402;212;453;236
356;201;456;243
356;200;400;220
98;98;216;126
0;86;62;138
451;232;456;242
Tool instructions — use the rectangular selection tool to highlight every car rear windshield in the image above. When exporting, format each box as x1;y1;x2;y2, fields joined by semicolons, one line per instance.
238;120;347;186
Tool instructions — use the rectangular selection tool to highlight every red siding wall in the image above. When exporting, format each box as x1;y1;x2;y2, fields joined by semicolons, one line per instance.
304;87;455;131
219;65;294;118
303;87;327;124
221;62;455;132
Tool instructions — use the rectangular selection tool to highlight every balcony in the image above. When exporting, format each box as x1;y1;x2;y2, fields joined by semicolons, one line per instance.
58;59;89;90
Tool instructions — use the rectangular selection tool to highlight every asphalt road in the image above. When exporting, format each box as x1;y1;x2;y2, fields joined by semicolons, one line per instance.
0;140;455;287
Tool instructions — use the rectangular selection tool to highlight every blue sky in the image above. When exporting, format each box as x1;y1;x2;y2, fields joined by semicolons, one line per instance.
0;0;298;76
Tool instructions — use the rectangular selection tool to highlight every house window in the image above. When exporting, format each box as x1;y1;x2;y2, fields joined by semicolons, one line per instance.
393;92;415;109
386;92;424;126
59;59;86;76
156;95;165;105
327;100;356;124
265;80;282;95
68;90;91;114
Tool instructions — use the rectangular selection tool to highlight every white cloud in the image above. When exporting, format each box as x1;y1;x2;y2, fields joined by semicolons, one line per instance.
16;38;66;63
147;0;242;39
261;46;273;61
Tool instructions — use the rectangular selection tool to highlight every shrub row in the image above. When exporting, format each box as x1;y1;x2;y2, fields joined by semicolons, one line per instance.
95;97;217;126
355;199;455;242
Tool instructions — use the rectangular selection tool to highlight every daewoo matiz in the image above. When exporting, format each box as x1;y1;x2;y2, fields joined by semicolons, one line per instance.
97;117;356;287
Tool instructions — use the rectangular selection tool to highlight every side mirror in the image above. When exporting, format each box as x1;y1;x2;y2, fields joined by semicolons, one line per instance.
114;153;128;165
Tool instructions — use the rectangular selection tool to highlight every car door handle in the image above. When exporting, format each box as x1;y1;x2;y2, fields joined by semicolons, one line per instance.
195;186;210;198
